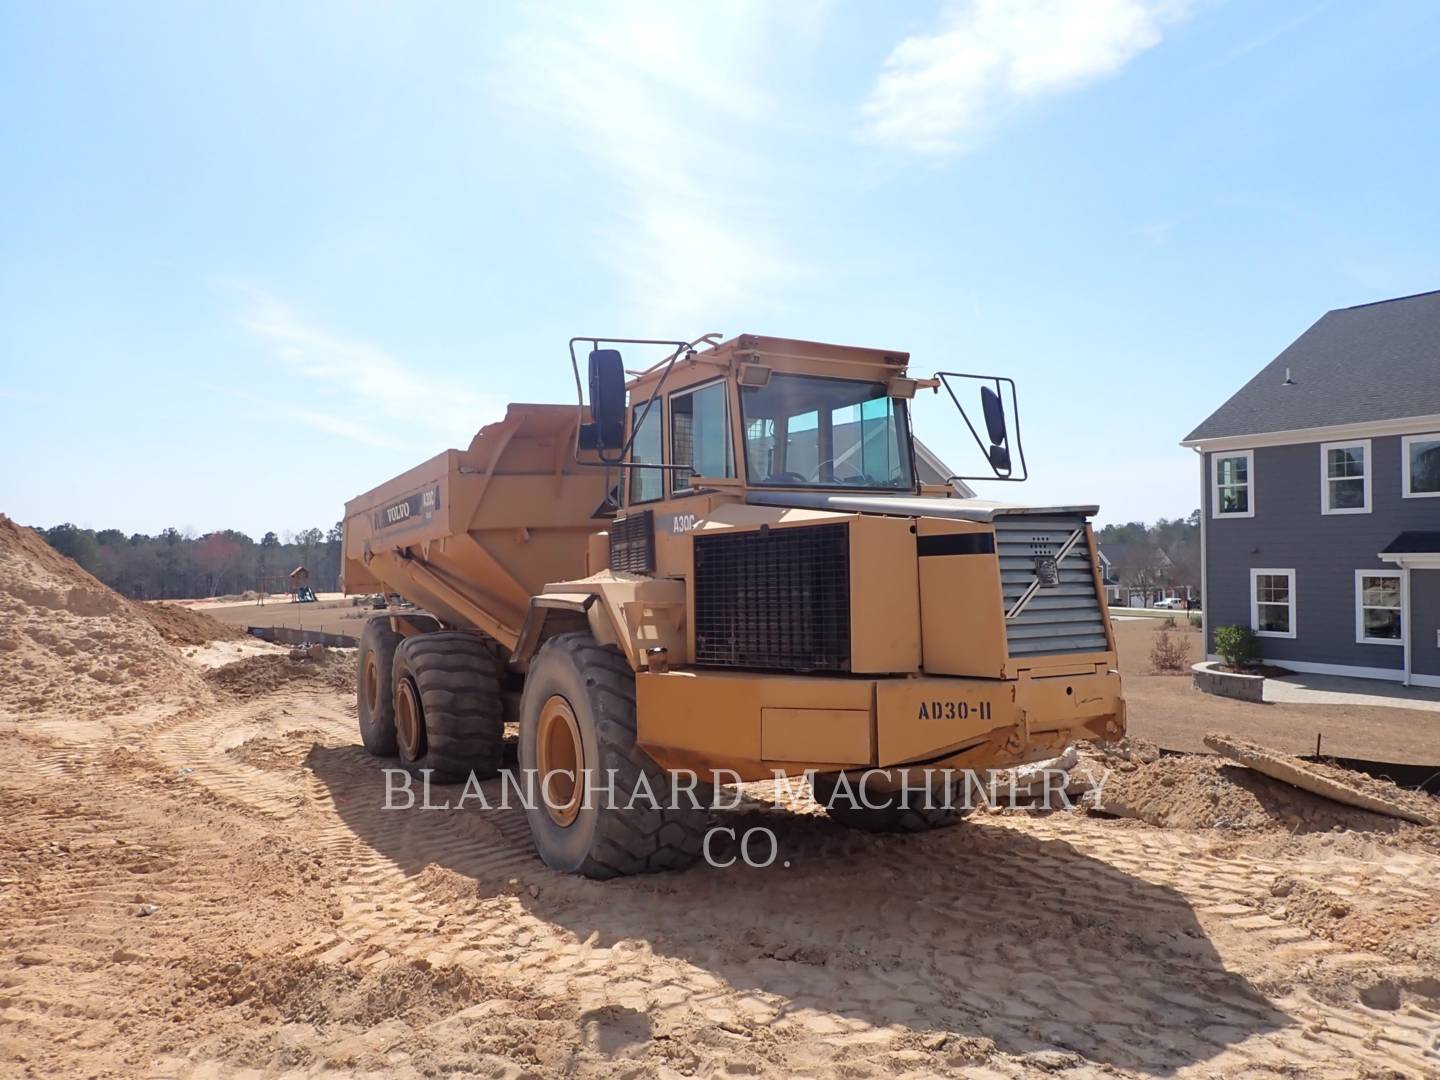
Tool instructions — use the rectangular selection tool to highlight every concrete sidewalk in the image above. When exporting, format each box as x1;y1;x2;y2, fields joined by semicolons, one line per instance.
1265;672;1440;713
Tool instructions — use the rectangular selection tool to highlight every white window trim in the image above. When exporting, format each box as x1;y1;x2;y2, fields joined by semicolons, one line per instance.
1211;449;1255;519
1249;567;1296;639
1354;569;1403;646
1401;432;1440;499
1319;439;1371;515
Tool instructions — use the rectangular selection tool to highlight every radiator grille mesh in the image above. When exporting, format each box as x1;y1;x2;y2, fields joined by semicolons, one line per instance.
693;524;850;671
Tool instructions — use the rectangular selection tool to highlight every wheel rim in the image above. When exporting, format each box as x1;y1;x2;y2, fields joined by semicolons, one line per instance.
395;676;425;760
536;695;583;827
363;653;380;714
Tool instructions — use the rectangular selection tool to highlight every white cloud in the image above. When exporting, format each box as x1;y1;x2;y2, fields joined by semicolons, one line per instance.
862;0;1188;157
238;294;500;448
285;407;410;450
494;3;820;327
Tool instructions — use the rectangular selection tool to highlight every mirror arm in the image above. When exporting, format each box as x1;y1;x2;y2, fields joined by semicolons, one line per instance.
568;334;711;468
932;371;1029;483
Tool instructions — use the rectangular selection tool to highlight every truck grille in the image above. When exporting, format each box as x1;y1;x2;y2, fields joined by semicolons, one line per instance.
609;510;655;574
693;524;850;671
995;515;1108;657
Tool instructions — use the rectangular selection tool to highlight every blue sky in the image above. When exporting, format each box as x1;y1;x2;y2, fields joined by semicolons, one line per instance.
3;0;1438;538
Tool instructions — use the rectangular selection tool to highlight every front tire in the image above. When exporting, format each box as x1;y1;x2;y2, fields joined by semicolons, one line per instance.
518;633;706;879
391;631;504;784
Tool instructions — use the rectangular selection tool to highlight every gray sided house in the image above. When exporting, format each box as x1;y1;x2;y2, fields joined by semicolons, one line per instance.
1182;290;1440;687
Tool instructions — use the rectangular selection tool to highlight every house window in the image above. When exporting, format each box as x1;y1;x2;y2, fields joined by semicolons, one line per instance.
1354;570;1403;645
627;402;663;504
1212;451;1254;517
1320;440;1370;514
1402;433;1440;498
670;380;734;492
1249;568;1295;638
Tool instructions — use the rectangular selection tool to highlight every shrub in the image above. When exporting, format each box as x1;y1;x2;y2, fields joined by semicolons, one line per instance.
1149;629;1192;673
1213;625;1257;669
1188;612;1201;629
1163;615;1178;629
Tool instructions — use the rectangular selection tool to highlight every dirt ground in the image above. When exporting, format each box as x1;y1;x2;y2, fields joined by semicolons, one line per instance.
1113;617;1440;764
6;522;1440;1077
204;594;394;640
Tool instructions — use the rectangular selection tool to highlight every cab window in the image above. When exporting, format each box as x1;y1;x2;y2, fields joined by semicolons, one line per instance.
627;401;663;503
670;381;734;491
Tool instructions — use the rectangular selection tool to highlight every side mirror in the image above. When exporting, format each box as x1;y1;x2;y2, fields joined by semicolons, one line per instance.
579;349;626;450
980;385;1007;445
980;385;1011;475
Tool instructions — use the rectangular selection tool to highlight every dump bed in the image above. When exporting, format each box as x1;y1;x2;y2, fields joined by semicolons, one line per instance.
342;404;607;650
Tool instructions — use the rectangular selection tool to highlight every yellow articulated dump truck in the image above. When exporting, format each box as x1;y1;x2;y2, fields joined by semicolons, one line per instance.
342;333;1124;877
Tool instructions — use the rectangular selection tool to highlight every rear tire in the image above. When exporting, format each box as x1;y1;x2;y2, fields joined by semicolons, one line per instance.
358;616;403;756
391;631;504;784
812;770;966;833
518;633;706;879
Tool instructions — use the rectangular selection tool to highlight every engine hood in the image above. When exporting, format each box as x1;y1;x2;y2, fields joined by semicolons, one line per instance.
745;491;1098;523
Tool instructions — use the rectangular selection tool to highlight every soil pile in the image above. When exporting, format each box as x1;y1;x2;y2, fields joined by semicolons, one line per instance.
203;650;356;699
1205;730;1440;826
1089;748;1420;833
0;515;209;719
131;600;247;647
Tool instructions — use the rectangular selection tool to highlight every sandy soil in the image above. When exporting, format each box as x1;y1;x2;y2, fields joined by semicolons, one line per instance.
5;681;1440;1078
205;595;392;639
5;524;1440;1077
131;601;249;647
1114;617;1440;764
0;516;211;722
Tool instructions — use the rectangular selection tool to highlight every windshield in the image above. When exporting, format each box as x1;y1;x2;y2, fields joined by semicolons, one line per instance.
740;373;915;490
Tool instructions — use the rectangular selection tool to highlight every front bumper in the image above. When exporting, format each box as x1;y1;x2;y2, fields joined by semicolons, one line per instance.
636;666;1126;780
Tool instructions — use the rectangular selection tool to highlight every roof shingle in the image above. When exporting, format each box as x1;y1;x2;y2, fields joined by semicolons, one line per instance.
1184;290;1440;443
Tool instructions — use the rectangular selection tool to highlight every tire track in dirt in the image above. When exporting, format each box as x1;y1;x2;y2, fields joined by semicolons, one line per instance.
293;744;1440;1076
6;670;1440;1076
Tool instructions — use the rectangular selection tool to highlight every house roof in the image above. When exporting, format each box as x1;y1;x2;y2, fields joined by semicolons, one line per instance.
1381;531;1440;555
1184;290;1440;443
913;438;976;497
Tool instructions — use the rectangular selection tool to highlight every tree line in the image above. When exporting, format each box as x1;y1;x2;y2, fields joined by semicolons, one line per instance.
1096;511;1201;597
35;522;346;601
31;511;1202;604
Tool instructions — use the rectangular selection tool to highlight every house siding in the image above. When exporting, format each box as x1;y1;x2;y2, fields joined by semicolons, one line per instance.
1412;570;1440;679
1203;436;1427;670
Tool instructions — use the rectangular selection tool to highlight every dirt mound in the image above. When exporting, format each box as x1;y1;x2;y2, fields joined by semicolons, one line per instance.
1205;730;1440;826
203;650;356;699
0;514;209;719
131;600;246;646
1091;751;1417;834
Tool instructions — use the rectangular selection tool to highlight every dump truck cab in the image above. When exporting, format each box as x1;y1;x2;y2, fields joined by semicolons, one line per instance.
342;332;1124;877
517;334;1124;782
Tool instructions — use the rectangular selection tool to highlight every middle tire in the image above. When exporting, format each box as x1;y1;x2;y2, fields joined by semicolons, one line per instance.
518;633;706;879
811;770;967;833
391;631;505;784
